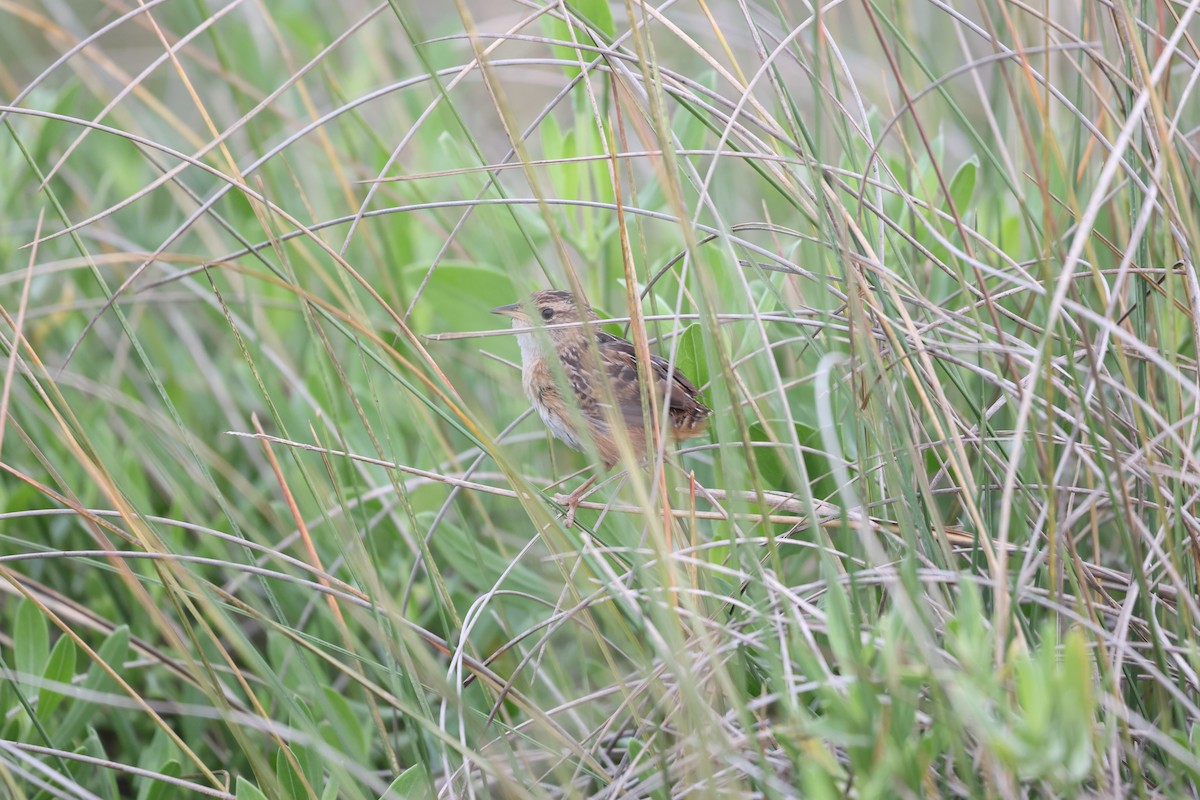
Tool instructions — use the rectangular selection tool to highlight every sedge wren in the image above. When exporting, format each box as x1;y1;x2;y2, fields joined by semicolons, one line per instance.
492;290;712;523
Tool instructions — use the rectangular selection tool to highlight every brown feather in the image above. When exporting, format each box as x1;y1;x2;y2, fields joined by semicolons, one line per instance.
495;290;712;470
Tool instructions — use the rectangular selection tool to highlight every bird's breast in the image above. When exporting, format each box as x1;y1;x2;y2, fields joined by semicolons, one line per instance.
522;356;585;451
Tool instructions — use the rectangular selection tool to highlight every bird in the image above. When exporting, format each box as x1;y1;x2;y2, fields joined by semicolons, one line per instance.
492;290;712;524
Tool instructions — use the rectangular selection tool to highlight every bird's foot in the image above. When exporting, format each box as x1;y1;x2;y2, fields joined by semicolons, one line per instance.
552;489;584;527
553;476;598;527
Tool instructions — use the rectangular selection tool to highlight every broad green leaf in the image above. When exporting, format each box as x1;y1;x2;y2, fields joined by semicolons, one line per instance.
572;0;616;39
400;261;516;334
141;759;181;800
274;747;308;800
822;575;856;671
32;85;80;168
236;777;270;800
56;626;130;746
284;698;322;787
541;16;586;79
540;0;615;78
320;687;369;758
747;421;834;498
625;736;646;764
0;682;13;740
381;763;433;799
37;633;76;721
292;741;321;794
14;598;49;682
541;110;563;162
1062;628;1093;715
83;725;120;799
799;759;842;800
947;156;978;213
540;113;571;201
559;130;581;206
673;324;709;396
425;513;546;599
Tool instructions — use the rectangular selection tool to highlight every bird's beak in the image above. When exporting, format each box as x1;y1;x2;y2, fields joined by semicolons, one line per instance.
490;303;522;318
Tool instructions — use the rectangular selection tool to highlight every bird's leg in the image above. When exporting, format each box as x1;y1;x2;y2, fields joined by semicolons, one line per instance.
555;473;600;527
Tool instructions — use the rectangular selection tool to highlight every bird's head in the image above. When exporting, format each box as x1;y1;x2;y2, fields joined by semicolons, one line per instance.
492;290;599;354
489;289;597;362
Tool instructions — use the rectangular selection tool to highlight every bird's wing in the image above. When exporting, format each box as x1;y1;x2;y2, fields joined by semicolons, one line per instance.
594;331;711;426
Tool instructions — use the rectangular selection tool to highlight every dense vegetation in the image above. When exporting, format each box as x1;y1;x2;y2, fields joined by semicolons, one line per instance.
2;1;1199;797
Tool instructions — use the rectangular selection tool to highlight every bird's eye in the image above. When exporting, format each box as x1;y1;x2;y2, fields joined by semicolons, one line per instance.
541;307;555;321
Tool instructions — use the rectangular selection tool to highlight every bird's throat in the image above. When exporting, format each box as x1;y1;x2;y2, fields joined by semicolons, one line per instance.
513;321;544;366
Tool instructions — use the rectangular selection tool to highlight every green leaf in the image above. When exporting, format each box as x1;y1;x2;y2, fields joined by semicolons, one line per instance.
747;421;833;497
0;683;13;740
559;131;581;207
541;108;563;162
673;324;709;396
236;777;270;800
822;576;857;671
425;513;547;599
799;759;841;800
320;687;369;757
56;626;130;746
541;16;586;79
572;0;616;39
1058;629;1095;784
278;700;324;795
1062;628;1093;715
275;747;308;800
625;736;645;764
14;598;49;681
997;211;1021;259
400;261;516;334
540;0;616;78
141;760;181;800
37;633;76;721
947;156;978;213
381;763;433;799
32;84;80;168
292;742;321;795
83;725;120;799
540;113;570;201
